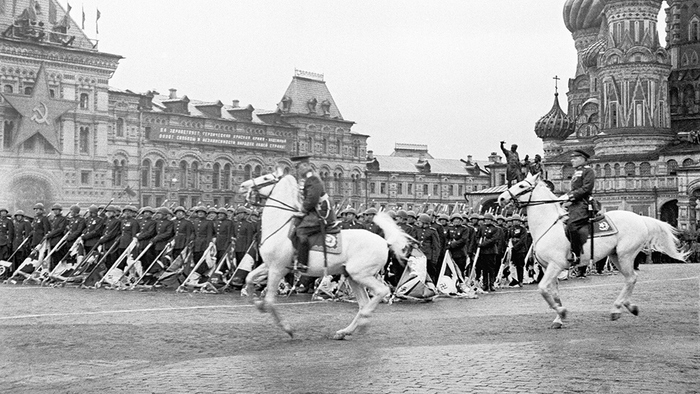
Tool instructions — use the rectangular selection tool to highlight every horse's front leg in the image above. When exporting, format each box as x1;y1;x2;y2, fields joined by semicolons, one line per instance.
263;267;294;337
538;263;567;328
333;277;369;340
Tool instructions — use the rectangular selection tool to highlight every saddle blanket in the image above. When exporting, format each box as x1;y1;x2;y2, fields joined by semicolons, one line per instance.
309;233;343;255
591;214;618;238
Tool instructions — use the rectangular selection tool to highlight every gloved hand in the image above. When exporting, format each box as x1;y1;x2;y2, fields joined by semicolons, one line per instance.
557;194;570;202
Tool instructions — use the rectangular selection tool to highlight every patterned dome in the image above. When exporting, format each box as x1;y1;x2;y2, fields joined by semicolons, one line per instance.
534;93;576;140
563;0;605;33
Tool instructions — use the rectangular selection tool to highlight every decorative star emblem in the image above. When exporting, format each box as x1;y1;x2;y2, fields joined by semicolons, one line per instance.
0;63;76;151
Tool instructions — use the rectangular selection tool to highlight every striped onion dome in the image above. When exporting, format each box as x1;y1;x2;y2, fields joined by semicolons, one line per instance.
563;0;605;33
534;93;576;140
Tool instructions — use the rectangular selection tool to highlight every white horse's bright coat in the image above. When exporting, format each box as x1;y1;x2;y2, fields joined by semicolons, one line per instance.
239;169;412;339
498;173;687;327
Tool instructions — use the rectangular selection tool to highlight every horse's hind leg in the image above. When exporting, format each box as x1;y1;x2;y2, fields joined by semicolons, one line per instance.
538;263;567;328
347;273;390;334
333;277;369;340
608;254;639;321
252;267;294;337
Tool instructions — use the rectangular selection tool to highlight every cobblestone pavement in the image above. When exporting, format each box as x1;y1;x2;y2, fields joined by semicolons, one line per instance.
0;264;698;394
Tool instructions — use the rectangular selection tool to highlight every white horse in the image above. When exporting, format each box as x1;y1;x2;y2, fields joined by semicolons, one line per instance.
238;168;412;339
498;173;687;328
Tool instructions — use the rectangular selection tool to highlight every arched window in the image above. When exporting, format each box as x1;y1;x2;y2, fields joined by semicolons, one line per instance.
604;164;612;177
624;162;636;176
562;165;575;180
24;86;33;95
640;162;651;176
141;159;151;187
683;158;694;167
253;165;262;178
3;121;13;150
337;138;342;156
116;118;124;137
595;164;602;177
223;163;231;189
3;85;12;93
191;162;199;189
179;161;188;189
154;160;164;187
79;127;90;154
613;163;620;176
244;164;252;180
667;159;678;175
212;163;220;190
307;136;313;153
113;159;125;187
323;138;328;154
79;93;89;110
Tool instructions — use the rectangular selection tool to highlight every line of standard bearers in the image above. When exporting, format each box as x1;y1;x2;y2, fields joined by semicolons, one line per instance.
0;202;533;292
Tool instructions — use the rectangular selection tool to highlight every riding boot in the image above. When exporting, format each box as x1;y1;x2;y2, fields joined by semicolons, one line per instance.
288;239;310;272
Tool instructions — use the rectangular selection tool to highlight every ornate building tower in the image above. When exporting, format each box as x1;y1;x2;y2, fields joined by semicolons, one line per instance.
595;0;673;156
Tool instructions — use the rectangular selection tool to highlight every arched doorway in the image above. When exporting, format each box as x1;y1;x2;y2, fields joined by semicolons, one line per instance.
659;199;678;227
10;176;54;215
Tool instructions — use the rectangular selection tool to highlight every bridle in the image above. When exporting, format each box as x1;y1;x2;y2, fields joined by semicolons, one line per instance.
245;174;299;213
505;179;562;209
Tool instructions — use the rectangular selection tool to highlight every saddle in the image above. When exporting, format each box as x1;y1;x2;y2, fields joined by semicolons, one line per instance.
590;214;618;238
288;222;343;255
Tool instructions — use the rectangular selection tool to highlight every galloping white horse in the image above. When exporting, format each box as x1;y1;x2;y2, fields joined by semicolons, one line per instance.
238;168;412;339
498;173;687;328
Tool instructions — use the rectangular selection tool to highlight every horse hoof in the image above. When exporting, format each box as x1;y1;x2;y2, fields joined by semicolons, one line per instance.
254;300;266;312
282;323;294;338
556;307;568;320
550;322;563;329
628;305;639;316
332;332;346;340
611;311;621;321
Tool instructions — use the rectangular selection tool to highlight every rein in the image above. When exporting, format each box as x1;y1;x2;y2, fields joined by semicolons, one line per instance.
507;179;562;209
245;174;300;248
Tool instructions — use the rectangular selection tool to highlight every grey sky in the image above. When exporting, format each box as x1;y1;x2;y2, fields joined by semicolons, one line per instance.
58;0;666;162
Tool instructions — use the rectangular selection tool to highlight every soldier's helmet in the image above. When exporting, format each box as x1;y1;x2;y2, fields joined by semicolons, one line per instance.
426;209;435;216
88;205;99;213
14;209;25;217
217;207;228;215
0;207;8;214
34;203;45;210
173;206;186;214
483;213;494;220
438;213;449;221
365;207;378;215
346;207;357;215
511;214;522;222
141;206;155;214
235;206;248;214
157;207;171;216
450;213;462;221
418;213;431;224
406;210;417;218
51;203;63;211
194;206;207;214
397;209;407;218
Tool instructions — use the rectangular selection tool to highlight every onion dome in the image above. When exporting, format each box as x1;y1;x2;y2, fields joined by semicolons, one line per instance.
563;0;605;33
534;93;576;140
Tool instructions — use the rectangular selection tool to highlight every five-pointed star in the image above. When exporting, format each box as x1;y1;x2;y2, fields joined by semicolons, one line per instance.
0;63;76;151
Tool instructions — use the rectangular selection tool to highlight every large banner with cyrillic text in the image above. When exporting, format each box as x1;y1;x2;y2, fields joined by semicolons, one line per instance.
151;127;290;151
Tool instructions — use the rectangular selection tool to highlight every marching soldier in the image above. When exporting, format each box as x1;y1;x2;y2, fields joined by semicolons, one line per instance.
476;213;500;292
46;204;68;270
434;213;449;263
446;213;470;274
136;206;157;268
171;206;194;262
363;208;383;235
232;206;255;265
339;208;364;230
509;214;528;287
191;206;215;273
30;203;51;248
115;205;140;269
12;210;31;271
405;210;417;229
0;208;15;262
148;207;174;276
64;205;86;265
81;205;105;253
214;207;234;270
414;213;441;284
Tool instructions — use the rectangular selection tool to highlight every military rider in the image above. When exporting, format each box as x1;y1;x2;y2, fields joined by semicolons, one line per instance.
290;155;336;272
558;149;595;265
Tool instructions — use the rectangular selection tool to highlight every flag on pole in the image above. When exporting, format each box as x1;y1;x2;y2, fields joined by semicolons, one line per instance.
96;8;100;34
66;3;72;14
124;185;136;197
81;5;85;29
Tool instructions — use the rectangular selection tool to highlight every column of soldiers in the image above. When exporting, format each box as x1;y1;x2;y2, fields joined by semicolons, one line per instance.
335;207;533;293
0;202;261;287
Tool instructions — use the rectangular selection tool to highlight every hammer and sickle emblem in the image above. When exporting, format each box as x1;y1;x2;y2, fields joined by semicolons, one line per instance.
598;222;610;231
30;102;50;125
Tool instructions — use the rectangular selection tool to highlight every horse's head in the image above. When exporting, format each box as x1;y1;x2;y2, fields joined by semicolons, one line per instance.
238;167;286;203
498;172;540;208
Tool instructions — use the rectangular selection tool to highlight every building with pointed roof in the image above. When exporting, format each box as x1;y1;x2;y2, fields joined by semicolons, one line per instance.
538;0;700;230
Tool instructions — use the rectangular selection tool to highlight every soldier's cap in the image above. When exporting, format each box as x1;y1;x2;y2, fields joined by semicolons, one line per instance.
173;206;186;214
418;213;431;224
397;209;407;218
156;207;172;216
105;205;119;213
483;213;494;220
406;210;416;218
0;208;8;213
14;209;25;217
141;206;155;214
571;149;590;159
511;214;522;221
34;203;45;210
70;204;80;213
194;205;207;213
235;206;248;214
450;213;462;221
51;203;62;211
124;205;139;213
215;207;226;215
290;155;311;164
207;206;218;214
436;213;449;221
345;207;357;215
88;205;99;213
364;207;378;215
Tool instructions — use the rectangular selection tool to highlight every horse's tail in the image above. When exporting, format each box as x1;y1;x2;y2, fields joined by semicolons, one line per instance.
373;212;415;260
641;216;689;262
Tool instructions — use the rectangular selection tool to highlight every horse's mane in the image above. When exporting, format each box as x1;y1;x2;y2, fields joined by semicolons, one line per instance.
276;174;301;210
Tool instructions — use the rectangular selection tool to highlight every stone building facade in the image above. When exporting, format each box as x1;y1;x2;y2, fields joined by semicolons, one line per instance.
0;0;370;213
539;0;700;230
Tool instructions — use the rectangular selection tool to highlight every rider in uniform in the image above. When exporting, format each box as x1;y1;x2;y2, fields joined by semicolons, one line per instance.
290;155;336;272
558;149;595;265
